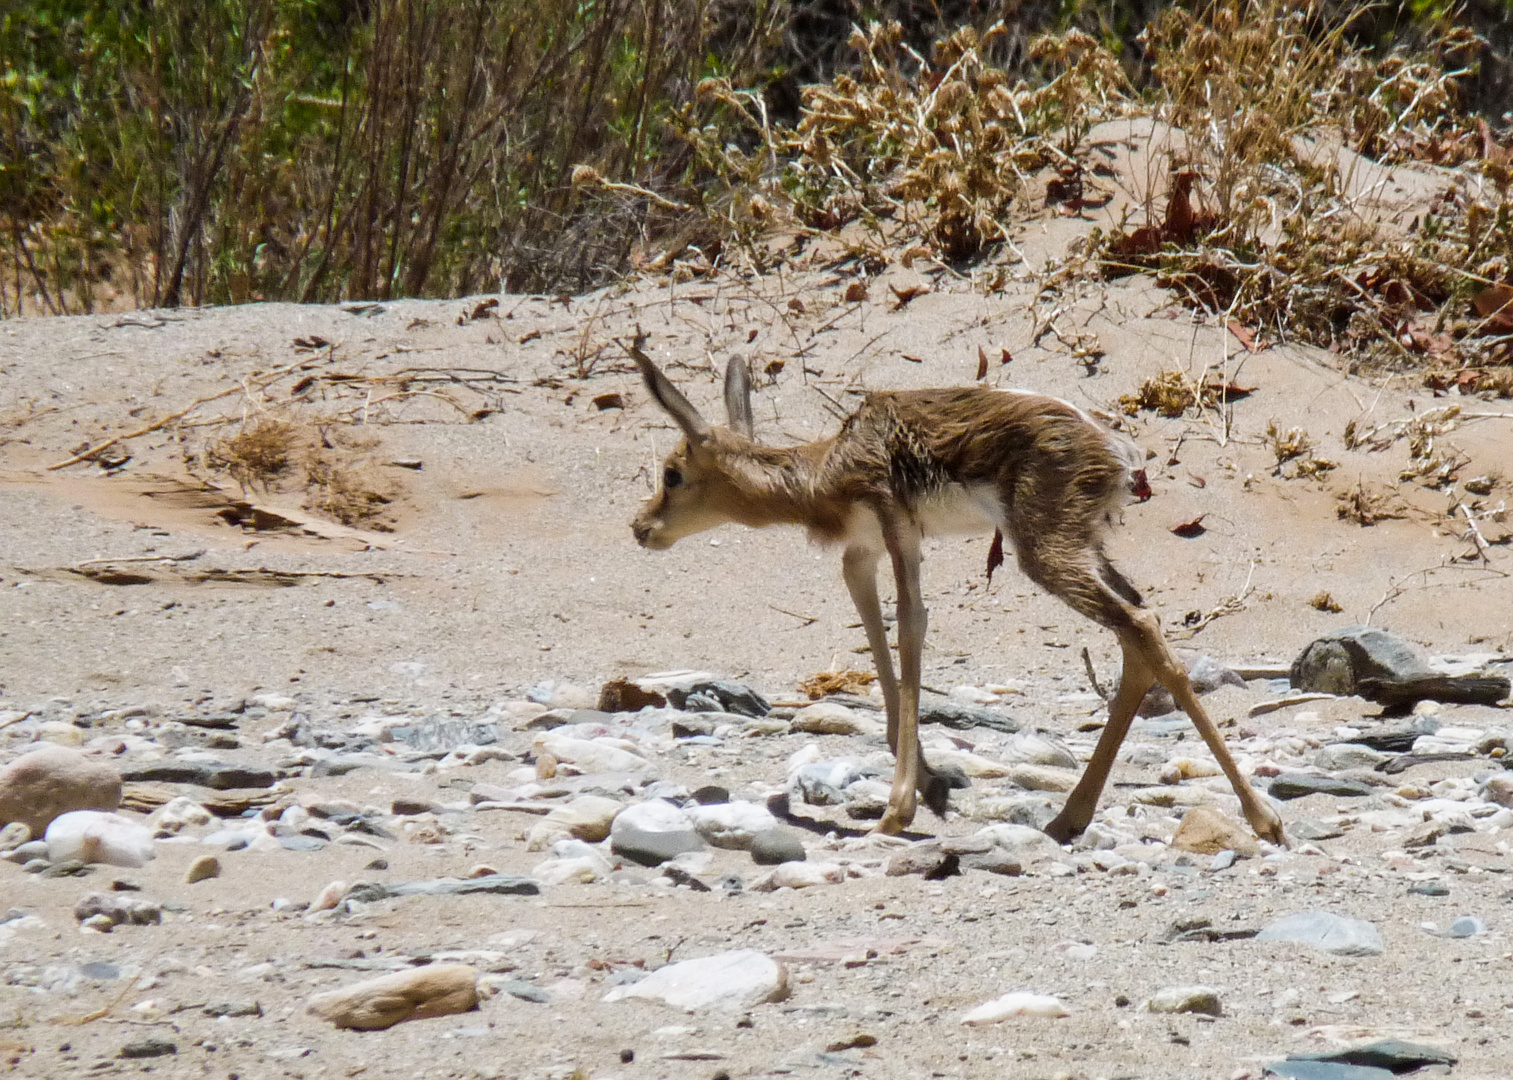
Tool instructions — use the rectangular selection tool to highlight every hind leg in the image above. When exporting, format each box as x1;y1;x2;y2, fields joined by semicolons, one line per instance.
1021;547;1284;847
1123;610;1286;845
1044;636;1155;842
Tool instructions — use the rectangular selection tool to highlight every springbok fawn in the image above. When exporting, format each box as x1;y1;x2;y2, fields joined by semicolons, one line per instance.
627;344;1285;846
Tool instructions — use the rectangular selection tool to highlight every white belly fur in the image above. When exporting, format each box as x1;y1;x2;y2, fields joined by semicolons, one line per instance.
916;482;1003;536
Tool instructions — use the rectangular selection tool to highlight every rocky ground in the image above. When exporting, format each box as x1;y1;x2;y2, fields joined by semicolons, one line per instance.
2;122;1513;1080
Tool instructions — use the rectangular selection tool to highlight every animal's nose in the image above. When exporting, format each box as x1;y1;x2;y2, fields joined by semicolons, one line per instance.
631;521;651;546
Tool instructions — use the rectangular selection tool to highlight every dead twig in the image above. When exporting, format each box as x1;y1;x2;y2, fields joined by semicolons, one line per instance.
47;359;312;470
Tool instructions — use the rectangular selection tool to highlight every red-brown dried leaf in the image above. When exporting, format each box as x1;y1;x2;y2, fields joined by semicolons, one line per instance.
1170;514;1207;538
1471;284;1513;332
986;529;1005;585
1226;321;1261;352
890;284;930;310
976;346;989;381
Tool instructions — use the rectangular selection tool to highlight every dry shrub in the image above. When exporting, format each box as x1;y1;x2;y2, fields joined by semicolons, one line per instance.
679;22;1131;266
1309;591;1343;613
1336;481;1406;525
798;670;877;700
205;420;299;491
1264;419;1337;479
201;418;395;530
1089;0;1512;370
300;430;395;530
1120;371;1198;418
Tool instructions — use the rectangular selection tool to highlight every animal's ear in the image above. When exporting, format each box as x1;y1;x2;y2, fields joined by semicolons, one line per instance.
723;356;754;439
627;342;709;443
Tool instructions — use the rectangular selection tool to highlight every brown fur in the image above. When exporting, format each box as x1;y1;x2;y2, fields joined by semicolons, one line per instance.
628;348;1286;847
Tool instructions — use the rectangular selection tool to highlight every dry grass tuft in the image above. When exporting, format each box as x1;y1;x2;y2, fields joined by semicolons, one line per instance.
798;669;877;700
1309;591;1343;613
1120;371;1198;418
1336;481;1407;525
200;418;396;530
205;420;299;491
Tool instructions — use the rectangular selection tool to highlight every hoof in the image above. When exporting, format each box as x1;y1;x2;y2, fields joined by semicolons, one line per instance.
1041;813;1082;845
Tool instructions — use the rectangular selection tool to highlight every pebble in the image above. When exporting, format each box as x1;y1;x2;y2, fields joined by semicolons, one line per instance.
1005;763;1078;792
1256;911;1384;956
74;892;163;928
1171;806;1261;857
118;1037;177;1059
959;991;1070;1024
45;811;155;868
0;744;122;836
307;963;480;1030
601;949;788;1010
1447;915;1486;937
1147;985;1222;1015
119;762;275;790
972;823;1063;864
1000;731;1078;770
184;855;221;883
749;828;807;865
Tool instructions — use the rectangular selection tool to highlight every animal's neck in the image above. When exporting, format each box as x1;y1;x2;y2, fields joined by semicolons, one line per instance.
717;436;850;534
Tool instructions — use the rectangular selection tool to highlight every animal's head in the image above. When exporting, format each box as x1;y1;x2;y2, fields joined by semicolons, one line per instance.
628;345;756;550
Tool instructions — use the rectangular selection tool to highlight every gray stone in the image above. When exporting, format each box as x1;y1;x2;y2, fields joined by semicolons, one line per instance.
1265;1062;1394;1080
749;828;807;866
118;762;275;790
659;679;769;718
3;839;49;864
1256;911;1383;956
1285;1040;1456;1073
74;893;163;927
0;744;123;836
500;979;549;1003
1290;626;1433;695
918;693;1019;733
382;874;540;898
1407;881;1449;897
119;1038;176;1059
1290;820;1345;841
203;1000;263;1017
1268;773;1375;800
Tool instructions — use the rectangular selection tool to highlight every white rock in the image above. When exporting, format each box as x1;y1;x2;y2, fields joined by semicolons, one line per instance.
1148;985;1222;1015
602;949;789;1010
532;854;611;885
960;991;1070;1024
312;881;346;911
758;861;844;890
1007;764;1078;792
1001;731;1078;770
526;796;624;850
790;702;880;736
690;802;778;850
535;734;650;774
1159;757;1222;783
153;796;212;834
45;811;155;868
931;750;1012;779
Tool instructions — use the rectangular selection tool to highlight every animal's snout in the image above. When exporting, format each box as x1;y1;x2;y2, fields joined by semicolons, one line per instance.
631;519;653;546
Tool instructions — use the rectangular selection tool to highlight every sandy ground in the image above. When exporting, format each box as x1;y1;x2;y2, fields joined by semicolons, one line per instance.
2;127;1512;1080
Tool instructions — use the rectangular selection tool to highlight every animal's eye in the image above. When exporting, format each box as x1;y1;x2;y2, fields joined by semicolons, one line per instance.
663;467;684;489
